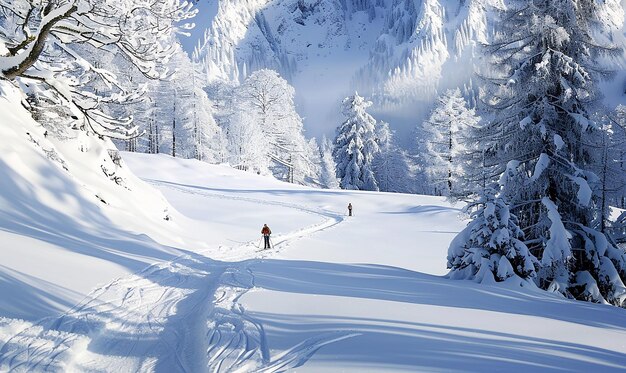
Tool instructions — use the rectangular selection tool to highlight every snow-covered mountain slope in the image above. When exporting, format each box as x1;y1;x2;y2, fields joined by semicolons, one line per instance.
194;0;386;139
356;0;488;104
0;81;203;321
2;136;626;371
193;0;495;141
191;0;626;143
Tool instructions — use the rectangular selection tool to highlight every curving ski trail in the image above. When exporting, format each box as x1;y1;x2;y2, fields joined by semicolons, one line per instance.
146;179;346;256
0;179;355;372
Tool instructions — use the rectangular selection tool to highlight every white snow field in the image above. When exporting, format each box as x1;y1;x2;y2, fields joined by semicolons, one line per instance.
1;84;626;371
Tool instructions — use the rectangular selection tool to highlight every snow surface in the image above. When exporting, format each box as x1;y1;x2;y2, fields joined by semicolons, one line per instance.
2;82;626;370
0;82;192;321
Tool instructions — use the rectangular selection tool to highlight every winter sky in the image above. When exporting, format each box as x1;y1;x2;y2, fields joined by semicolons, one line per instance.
179;1;218;55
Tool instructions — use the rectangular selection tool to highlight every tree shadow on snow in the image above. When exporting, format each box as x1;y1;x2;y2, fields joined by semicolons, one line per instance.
0;159;196;320
380;204;462;215
145;179;390;198
246;310;626;372
0;265;81;320
239;259;626;371
247;260;626;331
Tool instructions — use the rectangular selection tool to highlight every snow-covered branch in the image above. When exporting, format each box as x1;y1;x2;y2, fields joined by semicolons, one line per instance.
0;0;196;139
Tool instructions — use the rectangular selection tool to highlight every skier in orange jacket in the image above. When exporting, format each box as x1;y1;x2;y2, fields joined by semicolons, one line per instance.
261;224;272;249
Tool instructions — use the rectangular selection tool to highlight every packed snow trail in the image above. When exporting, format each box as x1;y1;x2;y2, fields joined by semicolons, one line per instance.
0;181;351;372
145;179;346;253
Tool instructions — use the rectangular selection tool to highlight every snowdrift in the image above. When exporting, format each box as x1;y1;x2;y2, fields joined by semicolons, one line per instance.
0;81;188;321
1;83;626;370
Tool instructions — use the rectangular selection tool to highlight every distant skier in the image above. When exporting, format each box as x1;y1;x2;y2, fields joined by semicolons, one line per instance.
261;224;272;249
348;203;352;217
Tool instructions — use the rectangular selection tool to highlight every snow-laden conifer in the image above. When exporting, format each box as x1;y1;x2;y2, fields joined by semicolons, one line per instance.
374;122;412;193
333;93;379;191
303;138;323;185
464;0;626;305
448;186;537;285
320;136;340;189
167;45;223;162
422;88;480;198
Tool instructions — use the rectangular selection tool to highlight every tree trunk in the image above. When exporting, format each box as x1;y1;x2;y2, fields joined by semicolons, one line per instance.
448;126;453;194
172;100;176;157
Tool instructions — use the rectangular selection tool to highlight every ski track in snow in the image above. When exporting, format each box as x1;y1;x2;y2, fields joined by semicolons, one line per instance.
0;180;354;372
144;179;344;254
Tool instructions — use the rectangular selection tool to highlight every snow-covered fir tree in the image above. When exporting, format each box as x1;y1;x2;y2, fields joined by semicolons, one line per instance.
143;93;161;154
374;122;413;193
301;138;323;186
205;80;239;163
422;88;480;198
182;80;223;163
333;93;380;191
593;109;626;245
113;42;224;163
606;106;626;211
448;186;538;285
149;78;178;155
463;0;626;305
320;136;340;189
163;44;223;162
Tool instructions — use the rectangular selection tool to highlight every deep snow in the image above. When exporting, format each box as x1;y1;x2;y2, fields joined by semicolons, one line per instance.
1;81;626;372
1;142;626;370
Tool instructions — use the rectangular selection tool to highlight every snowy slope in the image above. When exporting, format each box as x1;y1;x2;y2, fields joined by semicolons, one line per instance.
191;0;626;143
193;0;494;141
0;81;203;321
2;133;626;371
119;155;626;372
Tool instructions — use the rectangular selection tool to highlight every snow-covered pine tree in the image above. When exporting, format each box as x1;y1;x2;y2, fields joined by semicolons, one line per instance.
147;78;177;155
205;80;238;163
235;69;312;182
607;106;626;211
144;94;161;154
300;138;323;186
470;0;626;305
185;83;224;163
333;92;380;191
100;52;149;153
117;42;223;162
448;186;538;285
374;122;413;193
422;88;480;198
141;45;191;157
170;44;223;163
320;136;340;189
595;109;626;250
412;125;432;195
